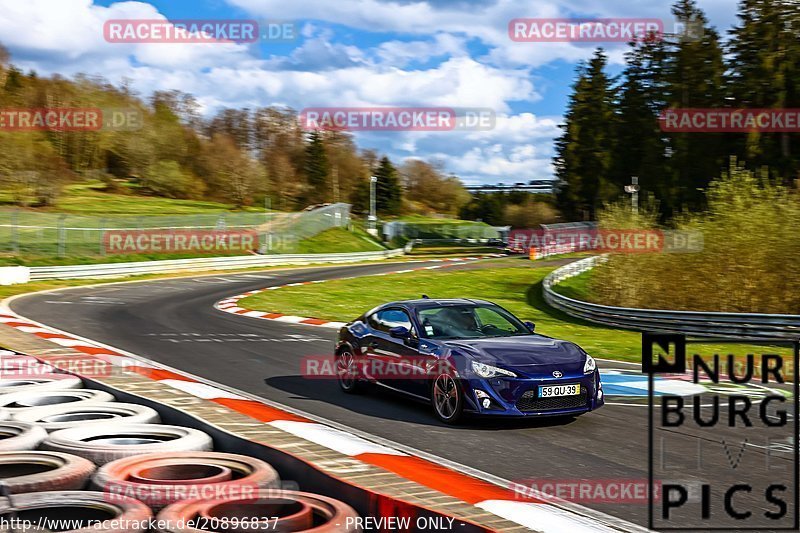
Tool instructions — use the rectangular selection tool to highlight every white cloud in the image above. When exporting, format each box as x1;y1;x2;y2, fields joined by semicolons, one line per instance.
375;34;467;67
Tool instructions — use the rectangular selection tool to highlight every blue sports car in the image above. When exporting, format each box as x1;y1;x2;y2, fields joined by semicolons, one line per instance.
334;298;604;423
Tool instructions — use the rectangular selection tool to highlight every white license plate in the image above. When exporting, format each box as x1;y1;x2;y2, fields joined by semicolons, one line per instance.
538;384;580;398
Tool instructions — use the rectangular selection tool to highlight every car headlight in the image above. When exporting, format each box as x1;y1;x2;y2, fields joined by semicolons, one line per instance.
583;354;596;374
472;361;517;378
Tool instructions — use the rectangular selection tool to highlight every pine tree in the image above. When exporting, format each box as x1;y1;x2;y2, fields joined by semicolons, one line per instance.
662;0;727;212
554;49;616;220
728;0;800;181
611;40;671;216
303;131;329;205
374;156;402;214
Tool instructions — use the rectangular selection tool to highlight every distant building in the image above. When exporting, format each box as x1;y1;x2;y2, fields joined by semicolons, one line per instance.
465;180;554;194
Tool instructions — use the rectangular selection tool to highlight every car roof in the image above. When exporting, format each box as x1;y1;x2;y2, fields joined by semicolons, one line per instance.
385;298;494;309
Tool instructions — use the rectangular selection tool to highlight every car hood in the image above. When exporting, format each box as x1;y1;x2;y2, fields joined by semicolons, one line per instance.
442;335;586;371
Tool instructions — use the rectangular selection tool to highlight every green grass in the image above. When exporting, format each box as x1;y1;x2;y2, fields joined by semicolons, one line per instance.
28;181;265;216
392;215;492;226
293;227;385;254
550;269;593;300
238;262;793;366
239;263;644;362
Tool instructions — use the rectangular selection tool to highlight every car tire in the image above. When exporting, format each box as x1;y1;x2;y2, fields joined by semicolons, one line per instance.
0;422;48;451
12;403;160;432
41;424;214;465
156;490;360;532
0;450;96;492
0;389;115;415
336;349;363;394
0;491;152;532
431;369;464;424
0;374;82;395
91;451;281;510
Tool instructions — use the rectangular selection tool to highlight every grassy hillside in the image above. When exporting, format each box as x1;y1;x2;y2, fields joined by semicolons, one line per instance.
10;181;266;216
293;227;385;254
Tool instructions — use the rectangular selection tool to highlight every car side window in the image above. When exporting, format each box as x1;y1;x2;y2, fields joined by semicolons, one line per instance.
372;308;413;334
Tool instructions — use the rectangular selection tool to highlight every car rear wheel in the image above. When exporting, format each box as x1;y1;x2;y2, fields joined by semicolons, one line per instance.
431;371;463;424
336;350;362;393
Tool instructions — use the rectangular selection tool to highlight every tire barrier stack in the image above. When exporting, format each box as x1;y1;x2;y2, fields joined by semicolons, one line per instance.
0;352;362;532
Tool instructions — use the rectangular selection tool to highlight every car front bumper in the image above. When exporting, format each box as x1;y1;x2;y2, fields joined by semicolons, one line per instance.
463;370;604;417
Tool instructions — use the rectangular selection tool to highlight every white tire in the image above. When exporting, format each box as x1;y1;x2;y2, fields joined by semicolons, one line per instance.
0;450;95;492
12;403;160;432
0;491;152;532
42;424;213;465
0;421;47;451
0;374;82;395
0;388;115;414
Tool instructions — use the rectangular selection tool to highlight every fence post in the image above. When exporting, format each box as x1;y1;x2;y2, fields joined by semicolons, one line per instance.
57;215;66;258
99;218;106;256
10;209;18;254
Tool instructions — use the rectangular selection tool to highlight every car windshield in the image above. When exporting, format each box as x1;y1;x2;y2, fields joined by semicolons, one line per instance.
416;304;530;340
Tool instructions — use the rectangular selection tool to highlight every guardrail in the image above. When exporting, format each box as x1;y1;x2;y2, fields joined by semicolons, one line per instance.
543;256;800;339
29;248;404;280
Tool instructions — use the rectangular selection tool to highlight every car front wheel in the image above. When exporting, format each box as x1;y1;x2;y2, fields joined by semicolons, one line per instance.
336;350;363;393
431;371;464;424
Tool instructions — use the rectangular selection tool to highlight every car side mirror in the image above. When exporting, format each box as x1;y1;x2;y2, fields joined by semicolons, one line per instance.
389;326;410;339
524;321;536;333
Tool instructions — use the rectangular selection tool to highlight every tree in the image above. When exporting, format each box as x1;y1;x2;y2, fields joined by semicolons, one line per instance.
458;193;504;225
198;134;263;206
400;160;469;215
610;40;671;217
141;160;197;199
374;156;402;214
728;0;800;181
303;131;329;205
554;49;616;220
661;0;727;212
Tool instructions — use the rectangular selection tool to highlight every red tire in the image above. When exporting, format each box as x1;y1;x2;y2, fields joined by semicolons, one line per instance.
92;452;280;510
157;490;362;532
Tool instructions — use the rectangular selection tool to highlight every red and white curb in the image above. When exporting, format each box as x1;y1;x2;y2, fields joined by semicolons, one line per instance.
0;278;643;533
214;255;506;329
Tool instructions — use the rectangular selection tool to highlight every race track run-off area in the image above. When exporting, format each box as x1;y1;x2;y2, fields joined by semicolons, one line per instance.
8;259;794;530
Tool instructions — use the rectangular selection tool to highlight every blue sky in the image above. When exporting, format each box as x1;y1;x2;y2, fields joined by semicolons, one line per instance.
0;0;735;184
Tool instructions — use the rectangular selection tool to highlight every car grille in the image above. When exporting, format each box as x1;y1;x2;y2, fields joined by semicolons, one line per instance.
516;388;588;412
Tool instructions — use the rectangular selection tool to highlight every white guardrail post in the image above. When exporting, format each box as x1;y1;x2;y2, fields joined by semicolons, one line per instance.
543;257;800;339
27;249;405;281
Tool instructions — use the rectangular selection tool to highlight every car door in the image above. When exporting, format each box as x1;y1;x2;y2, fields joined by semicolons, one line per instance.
368;308;423;396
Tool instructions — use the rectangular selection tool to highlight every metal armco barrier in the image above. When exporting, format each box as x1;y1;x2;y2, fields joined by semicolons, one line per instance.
544;255;800;339
29;249;404;280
